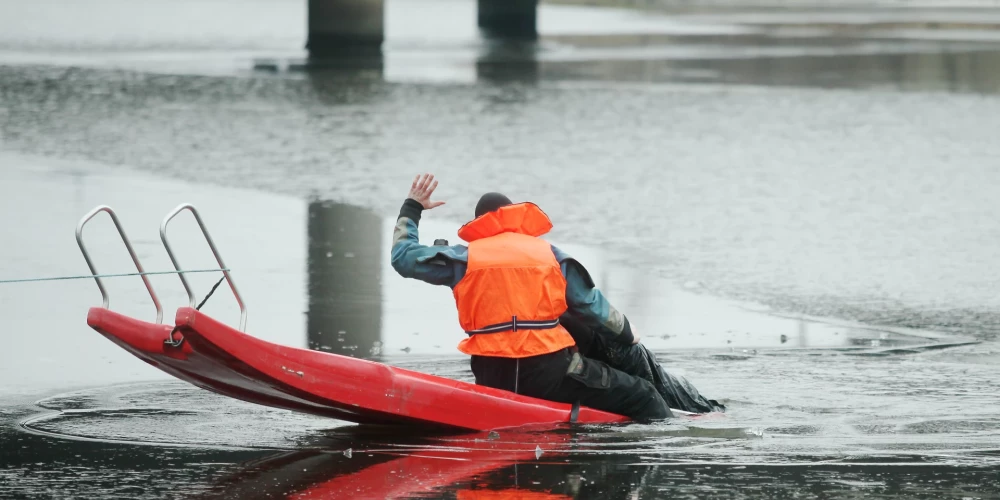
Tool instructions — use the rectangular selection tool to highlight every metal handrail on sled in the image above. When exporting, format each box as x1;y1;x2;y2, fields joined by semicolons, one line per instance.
160;203;247;332
76;205;164;324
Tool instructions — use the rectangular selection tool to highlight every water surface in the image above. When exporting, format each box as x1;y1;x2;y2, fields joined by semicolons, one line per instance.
2;0;1000;497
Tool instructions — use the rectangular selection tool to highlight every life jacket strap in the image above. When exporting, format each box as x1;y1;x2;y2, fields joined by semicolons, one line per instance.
465;316;560;335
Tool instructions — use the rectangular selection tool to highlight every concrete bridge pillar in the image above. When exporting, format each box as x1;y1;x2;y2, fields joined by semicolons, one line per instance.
307;0;384;55
478;0;538;40
306;0;539;55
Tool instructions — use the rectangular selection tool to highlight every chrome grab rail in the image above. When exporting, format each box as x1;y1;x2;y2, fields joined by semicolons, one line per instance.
76;205;164;324
160;203;246;331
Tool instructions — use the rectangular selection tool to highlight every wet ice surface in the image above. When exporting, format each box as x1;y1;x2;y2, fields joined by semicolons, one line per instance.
4;64;1000;343
0;159;978;389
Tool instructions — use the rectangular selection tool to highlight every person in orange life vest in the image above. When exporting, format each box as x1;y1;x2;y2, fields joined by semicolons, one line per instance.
391;175;722;420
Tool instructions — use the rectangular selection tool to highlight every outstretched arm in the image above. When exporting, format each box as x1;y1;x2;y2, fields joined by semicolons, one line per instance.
556;248;640;345
390;174;466;287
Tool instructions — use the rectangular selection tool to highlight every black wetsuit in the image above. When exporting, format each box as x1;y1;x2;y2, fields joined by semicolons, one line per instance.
471;315;723;421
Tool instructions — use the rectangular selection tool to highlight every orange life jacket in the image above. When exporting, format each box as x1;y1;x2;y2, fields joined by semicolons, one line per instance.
453;203;577;358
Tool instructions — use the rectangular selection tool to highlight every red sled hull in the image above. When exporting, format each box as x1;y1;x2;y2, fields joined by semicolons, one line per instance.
87;307;629;431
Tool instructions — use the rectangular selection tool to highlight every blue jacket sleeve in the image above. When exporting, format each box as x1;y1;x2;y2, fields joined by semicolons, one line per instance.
390;199;468;288
552;245;635;344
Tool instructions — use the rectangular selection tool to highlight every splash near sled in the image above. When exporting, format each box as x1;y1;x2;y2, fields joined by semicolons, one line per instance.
77;204;641;431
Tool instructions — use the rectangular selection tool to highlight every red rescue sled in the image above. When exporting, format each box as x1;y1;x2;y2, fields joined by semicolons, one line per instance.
87;306;629;431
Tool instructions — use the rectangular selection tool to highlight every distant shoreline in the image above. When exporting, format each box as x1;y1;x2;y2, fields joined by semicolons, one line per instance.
544;0;1000;9
543;0;1000;34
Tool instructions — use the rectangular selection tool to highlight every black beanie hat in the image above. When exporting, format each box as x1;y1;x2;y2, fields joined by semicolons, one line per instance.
474;192;512;218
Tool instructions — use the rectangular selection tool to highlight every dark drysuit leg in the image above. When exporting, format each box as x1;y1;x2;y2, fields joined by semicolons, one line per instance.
470;348;672;421
561;314;725;414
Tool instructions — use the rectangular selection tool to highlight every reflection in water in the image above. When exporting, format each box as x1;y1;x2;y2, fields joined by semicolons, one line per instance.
273;30;1000;93
7;415;998;500
307;201;383;358
202;451;640;499
539;33;1000;93
194;427;662;500
295;51;385;82
476;40;540;83
187;425;1000;500
253;17;1000;94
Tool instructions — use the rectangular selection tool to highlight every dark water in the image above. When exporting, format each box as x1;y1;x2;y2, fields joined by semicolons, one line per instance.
5;414;1000;499
4;378;1000;499
3;0;1000;497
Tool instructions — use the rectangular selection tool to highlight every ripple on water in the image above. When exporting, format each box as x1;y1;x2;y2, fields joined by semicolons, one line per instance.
15;346;1000;468
3;350;999;499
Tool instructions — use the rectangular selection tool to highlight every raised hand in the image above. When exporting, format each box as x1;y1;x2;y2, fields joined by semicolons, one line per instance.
407;173;446;210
